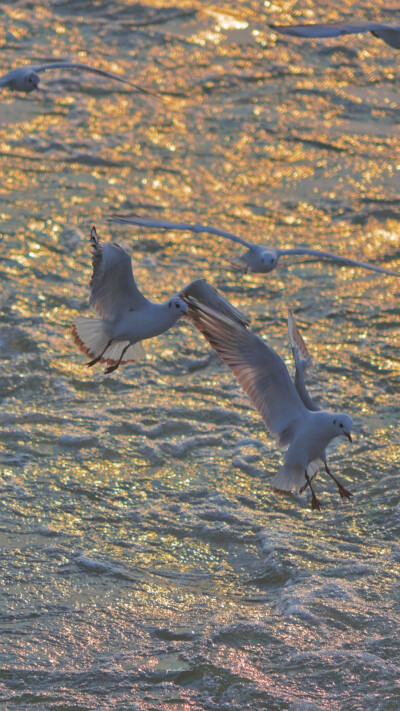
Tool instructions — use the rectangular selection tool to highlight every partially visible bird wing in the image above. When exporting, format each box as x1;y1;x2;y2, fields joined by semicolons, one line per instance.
109;214;255;249
31;62;157;95
185;297;307;446
277;246;400;277
180;279;250;327
88;226;149;319
270;21;392;39
287;311;319;413
287;310;313;372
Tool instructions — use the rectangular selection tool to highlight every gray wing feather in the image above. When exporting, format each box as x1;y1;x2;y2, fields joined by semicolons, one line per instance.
270;21;392;38
32;63;157;95
181;279;250;327
287;311;319;412
278;247;400;277
186;297;306;446
88;228;148;319
109;214;255;249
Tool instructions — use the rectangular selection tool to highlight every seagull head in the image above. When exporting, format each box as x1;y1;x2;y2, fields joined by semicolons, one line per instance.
247;247;279;273
17;70;40;93
168;296;188;317
332;413;353;443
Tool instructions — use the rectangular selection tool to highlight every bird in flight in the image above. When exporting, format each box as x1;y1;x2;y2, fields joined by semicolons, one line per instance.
109;214;400;278
185;297;354;510
270;21;400;49
73;227;248;374
0;61;158;95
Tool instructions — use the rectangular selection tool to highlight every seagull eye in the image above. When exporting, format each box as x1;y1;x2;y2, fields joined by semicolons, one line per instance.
176;303;180;309
340;423;343;428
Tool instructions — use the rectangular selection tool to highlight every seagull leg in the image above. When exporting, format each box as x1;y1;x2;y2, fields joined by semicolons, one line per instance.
86;339;113;367
305;471;321;511
104;343;130;374
324;461;352;500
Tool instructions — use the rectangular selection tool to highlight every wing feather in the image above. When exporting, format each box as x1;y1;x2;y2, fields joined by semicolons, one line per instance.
186;298;307;446
88;227;148;320
109;214;254;249
278;247;400;277
270;21;392;38
181;279;250;327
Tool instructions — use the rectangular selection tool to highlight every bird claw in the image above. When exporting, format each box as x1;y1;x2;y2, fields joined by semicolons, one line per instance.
311;495;322;511
104;364;118;374
338;485;353;500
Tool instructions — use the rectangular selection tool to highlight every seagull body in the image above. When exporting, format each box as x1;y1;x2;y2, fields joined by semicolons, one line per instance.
109;214;400;278
73;227;249;374
270;21;400;49
185;298;353;509
0;62;155;95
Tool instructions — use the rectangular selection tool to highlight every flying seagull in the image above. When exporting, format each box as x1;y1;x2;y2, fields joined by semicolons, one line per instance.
109;214;400;278
0;62;157;95
73;226;249;374
185;297;353;510
270;21;400;49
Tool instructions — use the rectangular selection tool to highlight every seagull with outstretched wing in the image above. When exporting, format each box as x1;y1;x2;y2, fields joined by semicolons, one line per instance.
185;297;354;509
109;214;400;278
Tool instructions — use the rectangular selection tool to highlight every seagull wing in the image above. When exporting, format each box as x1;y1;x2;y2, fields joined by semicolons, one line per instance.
31;63;157;95
180;279;251;327
278;247;400;277
270;21;391;39
88;227;149;320
287;311;313;372
109;214;255;249
186;297;307;446
287;311;319;412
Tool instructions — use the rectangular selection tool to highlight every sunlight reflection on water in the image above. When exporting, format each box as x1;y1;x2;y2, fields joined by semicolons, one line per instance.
0;0;399;709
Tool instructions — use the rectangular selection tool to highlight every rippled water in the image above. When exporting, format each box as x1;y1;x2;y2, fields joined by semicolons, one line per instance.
1;1;400;709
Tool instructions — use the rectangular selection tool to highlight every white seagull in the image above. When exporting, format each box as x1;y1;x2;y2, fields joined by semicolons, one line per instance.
73;226;249;374
185;297;353;510
109;214;400;278
270;21;400;49
0;61;157;95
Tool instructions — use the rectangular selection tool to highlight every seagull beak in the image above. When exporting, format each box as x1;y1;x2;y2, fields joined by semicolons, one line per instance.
345;432;352;443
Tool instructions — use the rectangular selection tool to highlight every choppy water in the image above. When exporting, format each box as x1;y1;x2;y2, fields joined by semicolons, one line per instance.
1;1;400;709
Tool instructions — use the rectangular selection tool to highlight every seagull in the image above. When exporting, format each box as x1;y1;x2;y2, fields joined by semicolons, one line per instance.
269;21;400;49
184;297;354;510
0;62;157;95
73;226;249;374
109;214;400;278
288;311;352;499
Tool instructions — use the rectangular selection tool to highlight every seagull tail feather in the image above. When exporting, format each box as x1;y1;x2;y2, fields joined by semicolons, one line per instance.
72;317;145;365
271;459;321;494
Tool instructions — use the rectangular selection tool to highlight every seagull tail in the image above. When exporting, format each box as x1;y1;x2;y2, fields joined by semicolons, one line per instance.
72;317;145;365
271;459;321;494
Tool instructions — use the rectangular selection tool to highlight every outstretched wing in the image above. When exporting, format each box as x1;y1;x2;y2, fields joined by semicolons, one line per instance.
278;246;400;277
180;279;250;327
32;62;158;96
109;214;255;249
287;311;319;412
270;21;392;39
88;226;149;320
186;297;307;446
